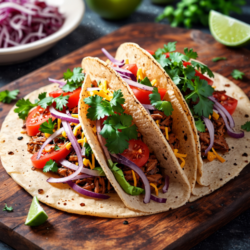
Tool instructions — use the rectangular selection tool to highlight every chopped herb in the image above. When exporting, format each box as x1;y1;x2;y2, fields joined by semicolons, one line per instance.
195;118;206;132
14;98;37;120
0;89;19;103
39;118;56;134
231;69;245;80
241;121;250;132
53;94;69;111
212;57;227;62
43;159;58;173
58;136;66;141
84;142;93;158
149;87;173;116
62;67;85;92
138;77;152;87
35;92;53;109
3;204;13;212
54;144;60;151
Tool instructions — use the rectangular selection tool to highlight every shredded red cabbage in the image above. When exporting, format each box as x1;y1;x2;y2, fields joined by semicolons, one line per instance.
0;0;64;48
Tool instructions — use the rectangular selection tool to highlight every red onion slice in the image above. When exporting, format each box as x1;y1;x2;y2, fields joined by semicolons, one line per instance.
67;180;110;199
208;96;235;128
102;48;124;67
142;104;156;110
47;121;83;183
150;195;167;203
48;78;66;87
123;78;154;91
162;175;169;193
59;159;102;176
49;106;79;123
112;67;137;81
36;127;64;159
69;174;92;181
111;154;151;204
202;116;215;155
214;106;244;139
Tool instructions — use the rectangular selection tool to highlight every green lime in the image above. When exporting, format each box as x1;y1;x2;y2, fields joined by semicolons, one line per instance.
85;0;142;20
209;10;250;47
25;196;48;226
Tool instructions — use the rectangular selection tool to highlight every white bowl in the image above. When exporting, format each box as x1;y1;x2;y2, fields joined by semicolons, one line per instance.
0;0;85;65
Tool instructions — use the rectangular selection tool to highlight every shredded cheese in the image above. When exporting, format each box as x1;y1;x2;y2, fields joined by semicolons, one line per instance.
73;124;82;136
174;149;187;168
212;111;219;120
131;170;137;187
84;137;87;143
99;80;107;92
92;125;97;134
150;183;159;196
92;154;95;169
137;68;144;81
71;114;78;118
66;139;85;150
62;131;67;138
83;158;93;169
156;120;160;127
207;151;217;162
165;127;169;140
125;59;129;64
151;79;157;86
81;132;85;146
212;148;226;163
57;119;61;130
209;115;211;119
44;133;51;138
88;90;113;101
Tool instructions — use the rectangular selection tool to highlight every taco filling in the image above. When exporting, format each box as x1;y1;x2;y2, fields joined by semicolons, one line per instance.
102;49;187;168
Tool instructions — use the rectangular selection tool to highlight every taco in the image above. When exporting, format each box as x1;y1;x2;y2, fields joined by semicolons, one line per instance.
115;42;250;200
100;48;198;191
79;57;191;213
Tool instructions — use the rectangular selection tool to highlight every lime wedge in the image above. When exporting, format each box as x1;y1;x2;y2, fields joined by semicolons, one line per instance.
209;10;250;47
25;196;48;226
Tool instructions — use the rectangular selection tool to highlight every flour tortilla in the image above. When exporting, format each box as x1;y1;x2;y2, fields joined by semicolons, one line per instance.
79;57;191;214
115;42;250;199
115;43;198;190
0;84;147;218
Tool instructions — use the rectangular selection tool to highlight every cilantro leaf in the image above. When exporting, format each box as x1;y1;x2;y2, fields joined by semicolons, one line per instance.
149;87;173;116
231;69;245;80
212;57;227;62
157;54;171;68
53;94;69;111
138;77;152;87
54;144;60;151
37;97;53;109
184;48;198;60
110;89;125;113
170;52;188;64
195;118;206;132
70;67;85;83
43;159;58;173
38;92;47;100
84;95;112;120
14;98;37;120
193;96;214;118
62;67;85;92
191;61;214;78
0;89;19;104
164;42;176;53
84;142;93;158
3;204;13;212
241;121;250;132
184;65;196;80
39;118;56;134
63;68;74;80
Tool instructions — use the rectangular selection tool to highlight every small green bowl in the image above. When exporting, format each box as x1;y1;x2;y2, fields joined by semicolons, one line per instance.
85;0;142;20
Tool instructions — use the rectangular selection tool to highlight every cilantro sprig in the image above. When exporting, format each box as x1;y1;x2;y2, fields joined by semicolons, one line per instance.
138;77;152;87
0;89;19;103
212;57;227;62
39;118;56;134
62;67;85;92
154;42;215;119
3;203;13;212
149;87;173;116
84;90;138;154
43;159;58;173
84;142;93;157
241;121;250;132
231;69;245;80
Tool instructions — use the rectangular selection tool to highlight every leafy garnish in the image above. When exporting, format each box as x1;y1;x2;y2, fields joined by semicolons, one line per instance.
3;204;13;212
212;57;227;62
138;77;152;87
14;98;37;120
191;61;214;78
231;69;245;80
39;118;56;134
184;48;198;60
195;118;206;132
84;90;138;154
84;142;93;158
241;121;250;132
0;89;19;103
54;144;60;151
149;87;173;116
154;42;176;58
43;159;58;173
35;92;53;109
62;67;85;92
53;94;69;111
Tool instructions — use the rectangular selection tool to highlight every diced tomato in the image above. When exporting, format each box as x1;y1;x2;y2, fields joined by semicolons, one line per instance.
213;90;238;115
49;87;81;109
130;86;167;105
146;50;155;55
183;61;213;86
26;106;54;136
165;52;170;58
122;64;138;77
31;144;71;169
121;139;149;168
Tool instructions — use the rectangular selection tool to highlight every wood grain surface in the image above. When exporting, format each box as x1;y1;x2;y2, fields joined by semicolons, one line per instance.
0;23;250;250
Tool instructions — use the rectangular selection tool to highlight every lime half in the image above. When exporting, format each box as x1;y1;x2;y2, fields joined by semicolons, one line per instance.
25;196;48;226
209;10;250;47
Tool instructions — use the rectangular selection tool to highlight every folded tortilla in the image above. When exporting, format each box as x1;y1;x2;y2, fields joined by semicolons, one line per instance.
79;57;191;213
115;43;250;200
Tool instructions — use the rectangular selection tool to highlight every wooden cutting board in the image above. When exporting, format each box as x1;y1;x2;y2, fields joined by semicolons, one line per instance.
0;23;250;250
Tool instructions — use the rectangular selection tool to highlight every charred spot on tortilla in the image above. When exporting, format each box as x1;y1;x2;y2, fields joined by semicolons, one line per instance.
245;114;249;118
184;135;188;141
38;189;44;194
245;161;248;163
224;84;230;87
80;203;85;207
8;151;14;155
234;163;237;166
242;153;248;157
17;136;23;140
